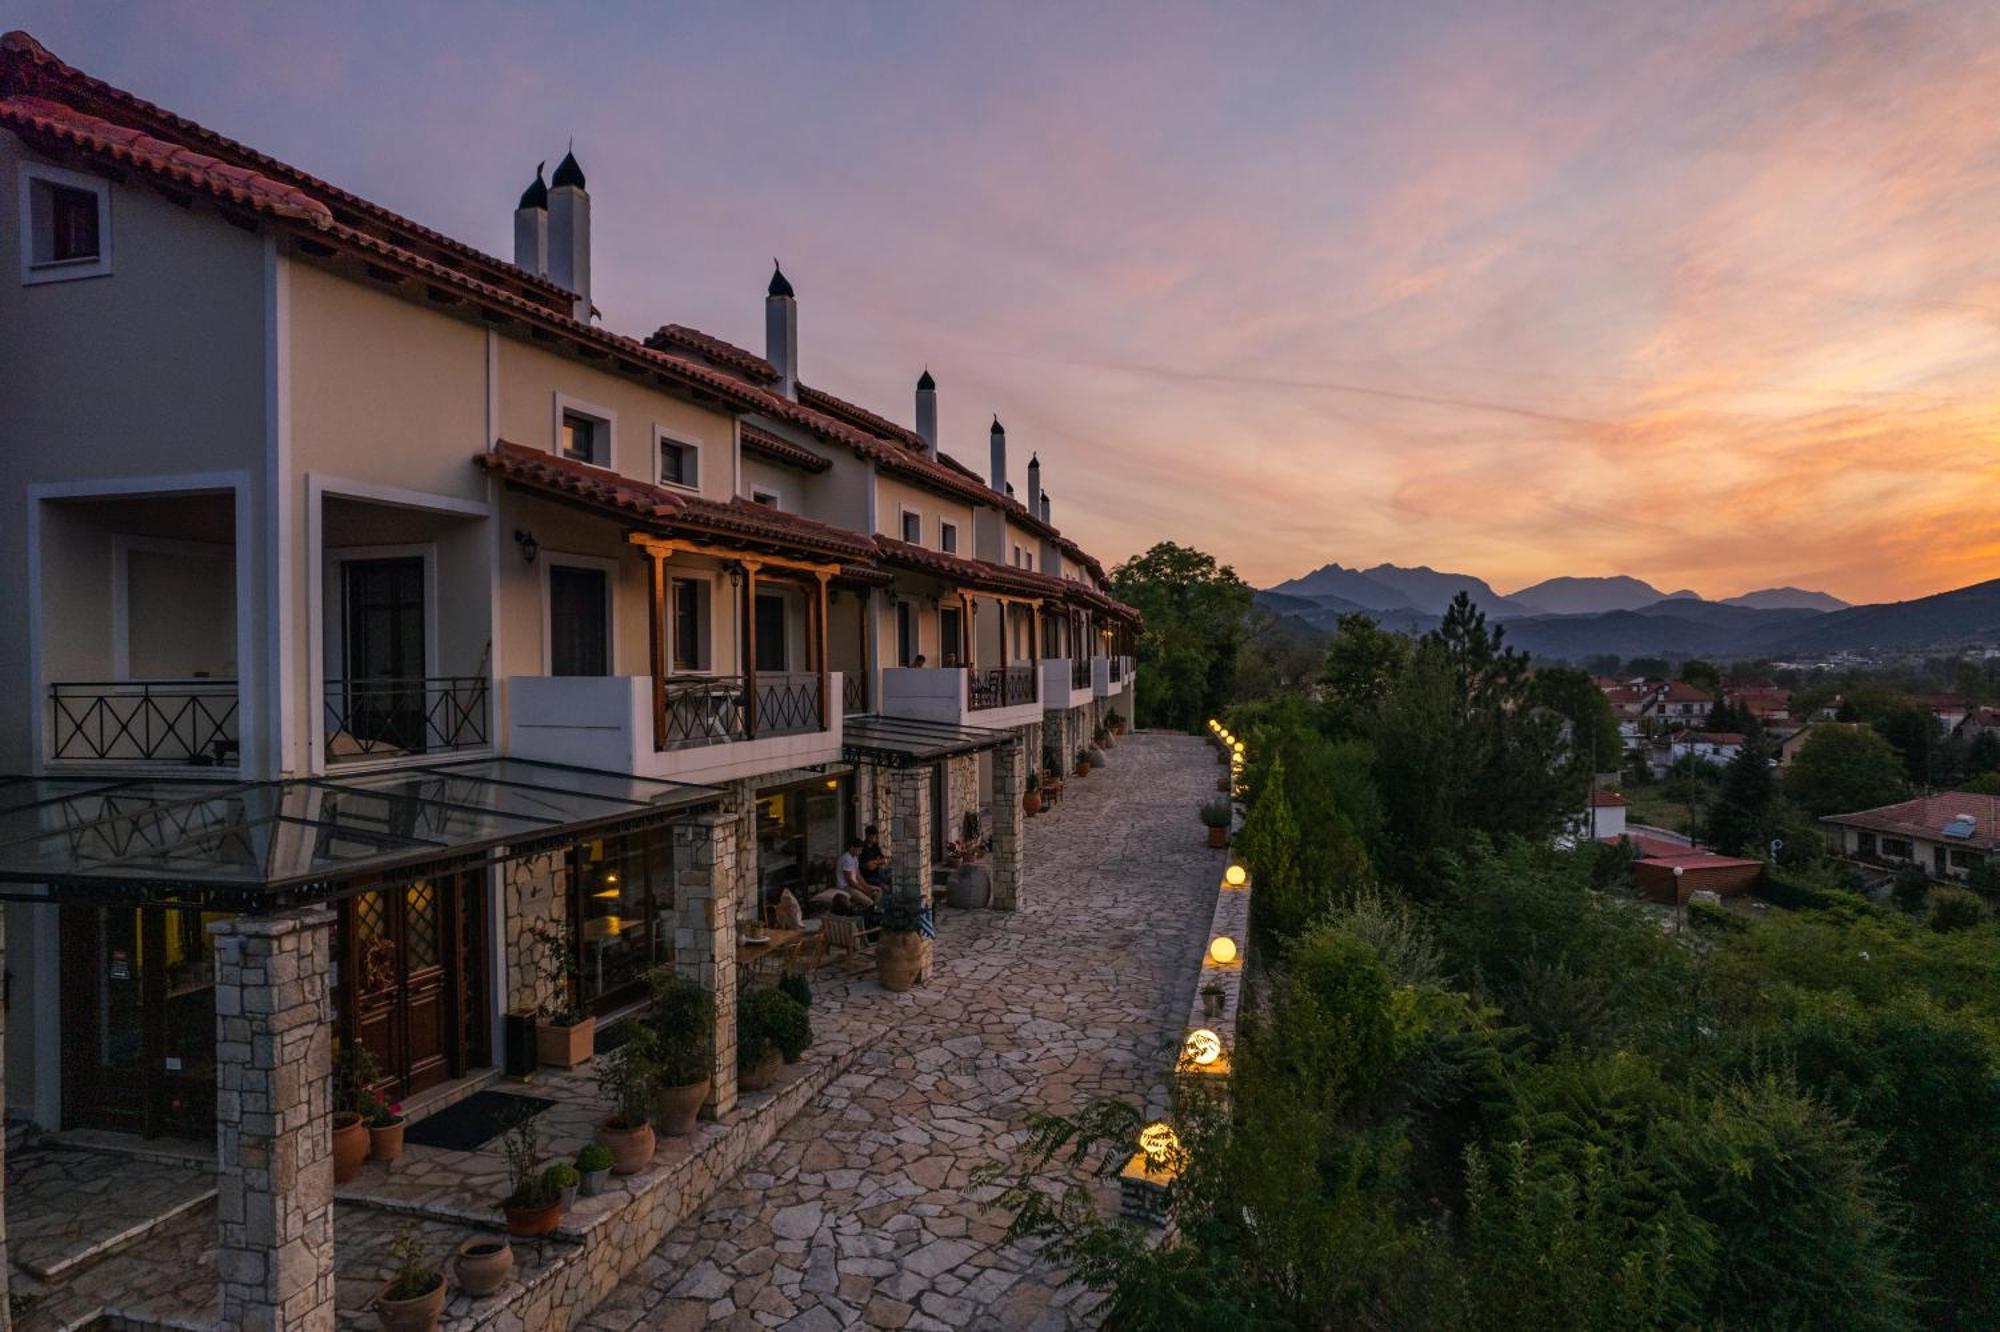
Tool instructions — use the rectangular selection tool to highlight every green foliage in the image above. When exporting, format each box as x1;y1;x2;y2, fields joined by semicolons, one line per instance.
647;971;715;1087
1319;612;1410;715
777;971;812;1010
742;987;812;1062
1197;796;1233;829
383;1221;440;1302
1110;542;1254;732
1531;664;1625;774
542;1161;579;1191
1929;886;1984;933
1894;863;1930;915
576;1142;613;1172
596;1026;660;1128
879;889;926;934
1786;725;1910;817
1705;733;1776;856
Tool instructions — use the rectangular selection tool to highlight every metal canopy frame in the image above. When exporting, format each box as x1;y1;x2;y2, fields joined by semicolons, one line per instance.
0;758;723;912
840;715;1014;769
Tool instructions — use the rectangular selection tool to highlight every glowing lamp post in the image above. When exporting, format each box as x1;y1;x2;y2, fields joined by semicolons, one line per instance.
1182;1027;1225;1070
1223;864;1248;889
1206;935;1239;966
1120;1120;1182;1224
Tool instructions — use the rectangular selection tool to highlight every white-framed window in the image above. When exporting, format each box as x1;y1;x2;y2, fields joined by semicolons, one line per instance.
553;393;614;469
655;425;702;491
900;507;922;545
750;487;780;509
939;521;958;554
20;163;112;285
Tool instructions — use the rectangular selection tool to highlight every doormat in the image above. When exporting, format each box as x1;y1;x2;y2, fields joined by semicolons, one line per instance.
403;1091;557;1153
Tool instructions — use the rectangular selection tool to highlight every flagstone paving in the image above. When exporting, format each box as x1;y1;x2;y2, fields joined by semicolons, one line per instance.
591;731;1223;1331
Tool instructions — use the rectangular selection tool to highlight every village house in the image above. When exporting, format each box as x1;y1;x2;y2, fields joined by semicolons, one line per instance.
1821;791;2000;883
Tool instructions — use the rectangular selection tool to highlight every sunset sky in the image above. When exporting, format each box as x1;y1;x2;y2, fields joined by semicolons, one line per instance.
22;1;2000;603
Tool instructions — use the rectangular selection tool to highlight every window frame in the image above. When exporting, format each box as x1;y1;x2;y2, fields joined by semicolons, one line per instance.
939;520;958;554
653;424;703;493
541;552;619;677
899;506;923;546
552;393;616;470
749;486;781;509
20;162;113;285
669;575;709;672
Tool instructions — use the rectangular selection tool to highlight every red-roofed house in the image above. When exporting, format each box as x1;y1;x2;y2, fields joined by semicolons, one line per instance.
1822;791;2000;882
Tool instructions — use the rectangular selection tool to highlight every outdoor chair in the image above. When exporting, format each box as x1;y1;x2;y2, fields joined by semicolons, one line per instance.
819;912;878;959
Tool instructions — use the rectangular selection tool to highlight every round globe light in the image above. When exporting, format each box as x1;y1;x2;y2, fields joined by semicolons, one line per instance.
1207;935;1238;965
1223;864;1248;888
1138;1120;1180;1167
1183;1028;1224;1066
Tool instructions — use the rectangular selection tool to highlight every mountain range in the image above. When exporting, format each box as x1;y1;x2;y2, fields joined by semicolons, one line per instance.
1256;562;2000;661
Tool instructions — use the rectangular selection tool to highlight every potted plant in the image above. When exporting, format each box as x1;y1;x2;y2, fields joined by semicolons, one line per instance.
1087;741;1108;768
1023;769;1041;815
1074;747;1092;778
544;1162;580;1213
1200;797;1233;849
499;1119;562;1238
594;1029;659;1175
778;971;812;1010
1108;709;1127;736
744;987;812;1066
365;1088;406;1163
529;919;595;1068
648;972;715;1136
332;1044;378;1185
876;891;928;993
1094;723;1114;750
576;1143;614;1197
454;1235;513;1299
374;1222;445;1332
737;1025;782;1093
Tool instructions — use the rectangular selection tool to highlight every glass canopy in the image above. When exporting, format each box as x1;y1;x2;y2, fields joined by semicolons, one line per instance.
841;716;1012;769
0;759;721;909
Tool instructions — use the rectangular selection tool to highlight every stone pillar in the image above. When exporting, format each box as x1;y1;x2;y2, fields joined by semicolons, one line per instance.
212;907;337;1332
889;765;933;900
502;849;569;1014
992;738;1026;910
674;810;740;1117
733;778;761;920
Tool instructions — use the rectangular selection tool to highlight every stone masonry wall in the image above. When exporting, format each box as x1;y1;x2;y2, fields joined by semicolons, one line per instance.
991;737;1026;911
503;850;570;1016
674;811;741;1118
889;766;933;900
212;908;336;1332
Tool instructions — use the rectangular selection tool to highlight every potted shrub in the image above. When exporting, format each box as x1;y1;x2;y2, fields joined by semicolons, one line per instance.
737;1025;782;1093
365;1088;406;1164
876;891;928;993
1094;723;1114;750
529;919;595;1068
1023;769;1041;815
544;1162;580;1213
332;1044;378;1185
778;971;812;1010
649;972;715;1136
1108;708;1128;736
576;1143;614;1197
744;987;812;1066
374;1222;445;1331
1200;797;1233;849
499;1119;562;1238
594;1029;659;1176
454;1235;513;1299
1074;747;1092;778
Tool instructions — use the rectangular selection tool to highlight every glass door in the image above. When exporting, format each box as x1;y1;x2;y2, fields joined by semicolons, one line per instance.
343;556;428;749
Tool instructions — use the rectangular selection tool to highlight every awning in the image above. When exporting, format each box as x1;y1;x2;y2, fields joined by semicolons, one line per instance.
0;758;722;910
841;715;1015;769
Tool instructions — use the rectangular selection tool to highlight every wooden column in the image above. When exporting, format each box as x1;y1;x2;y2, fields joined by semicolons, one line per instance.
742;562;760;737
1029;603;1041;702
857;589;872;712
814;571;831;728
961;593;974;669
647;550;669;751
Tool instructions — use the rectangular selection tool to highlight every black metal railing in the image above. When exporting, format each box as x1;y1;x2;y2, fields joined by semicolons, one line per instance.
1110;655;1126;682
661;673;824;749
50;680;239;765
969;664;1038;712
843;673;867;716
1071;655;1090;690
323;677;488;762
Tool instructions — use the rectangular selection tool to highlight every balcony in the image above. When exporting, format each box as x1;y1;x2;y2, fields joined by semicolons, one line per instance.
1042;658;1094;712
1092;654;1135;698
323;677;490;765
969;664;1038;712
880;665;1041;730
508;673;844;784
48;679;239;766
842;673;869;717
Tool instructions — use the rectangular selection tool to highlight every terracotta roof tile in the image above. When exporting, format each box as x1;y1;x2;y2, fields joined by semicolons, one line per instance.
798;383;929;452
740;425;831;474
873;537;1066;598
1822;791;2000;850
647;325;778;384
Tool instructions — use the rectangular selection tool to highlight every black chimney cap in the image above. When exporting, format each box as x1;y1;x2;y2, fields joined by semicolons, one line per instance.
1028;452;1040;468
551;149;586;190
917;368;935;391
517;162;548;210
991;415;1005;434
768;260;795;299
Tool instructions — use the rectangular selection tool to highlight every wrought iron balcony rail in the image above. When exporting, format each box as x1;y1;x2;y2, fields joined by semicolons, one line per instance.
843;672;868;717
324;676;489;762
1110;655;1126;682
50;680;239;765
969;664;1038;712
1071;655;1091;690
661;673;824;749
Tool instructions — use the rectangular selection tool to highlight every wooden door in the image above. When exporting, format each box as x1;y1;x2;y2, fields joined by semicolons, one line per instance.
343;875;469;1098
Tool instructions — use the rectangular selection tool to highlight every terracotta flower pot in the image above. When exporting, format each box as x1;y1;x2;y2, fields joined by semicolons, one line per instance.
653;1078;711;1137
454;1236;513;1299
375;1273;445;1332
368;1115;406;1162
877;930;925;992
535;1015;596;1069
332;1112;369;1184
739;1048;783;1092
1075;762;1090;778
595;1118;657;1175
1207;826;1229;849
1023;791;1041;815
503;1196;562;1238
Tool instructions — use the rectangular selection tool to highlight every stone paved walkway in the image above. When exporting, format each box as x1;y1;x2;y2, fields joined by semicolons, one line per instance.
589;732;1221;1331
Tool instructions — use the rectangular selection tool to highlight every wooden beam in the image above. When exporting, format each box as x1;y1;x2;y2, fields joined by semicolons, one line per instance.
743;563;760;738
625;532;839;577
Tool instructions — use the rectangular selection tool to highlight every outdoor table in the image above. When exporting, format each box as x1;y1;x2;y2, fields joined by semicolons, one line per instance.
736;926;803;980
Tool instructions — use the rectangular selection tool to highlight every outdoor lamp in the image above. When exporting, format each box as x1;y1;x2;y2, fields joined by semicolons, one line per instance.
1183;1028;1224;1067
1207;935;1239;965
513;528;540;564
1232;740;1245;754
1138;1120;1180;1169
1223;864;1248;888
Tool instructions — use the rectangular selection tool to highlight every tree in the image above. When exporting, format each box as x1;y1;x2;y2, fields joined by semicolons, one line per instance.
1679;658;1722;697
1319;613;1409;713
1786;726;1910;818
1110;542;1253;732
1707;734;1776;856
1531;665;1624;775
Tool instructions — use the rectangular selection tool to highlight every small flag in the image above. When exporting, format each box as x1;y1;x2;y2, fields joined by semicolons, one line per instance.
917;907;936;939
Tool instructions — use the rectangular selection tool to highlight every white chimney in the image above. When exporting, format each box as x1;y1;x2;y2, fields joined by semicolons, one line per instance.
915;369;938;457
989;417;1008;492
766;262;798;398
513;163;548;278
1026;452;1041;518
1040;490;1051;524
547;149;590;321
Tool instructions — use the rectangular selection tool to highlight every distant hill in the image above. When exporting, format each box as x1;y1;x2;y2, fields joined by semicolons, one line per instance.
1721;587;1849;612
1506;575;1697;615
1496;605;1812;661
1765;579;2000;656
1271;562;1537;618
1269;563;1415;611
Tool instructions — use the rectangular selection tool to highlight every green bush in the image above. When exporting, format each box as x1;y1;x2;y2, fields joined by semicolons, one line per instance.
647;972;714;1087
742;987;812;1063
777;971;812;1009
1198;796;1233;829
1930;885;1984;933
576;1143;613;1172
